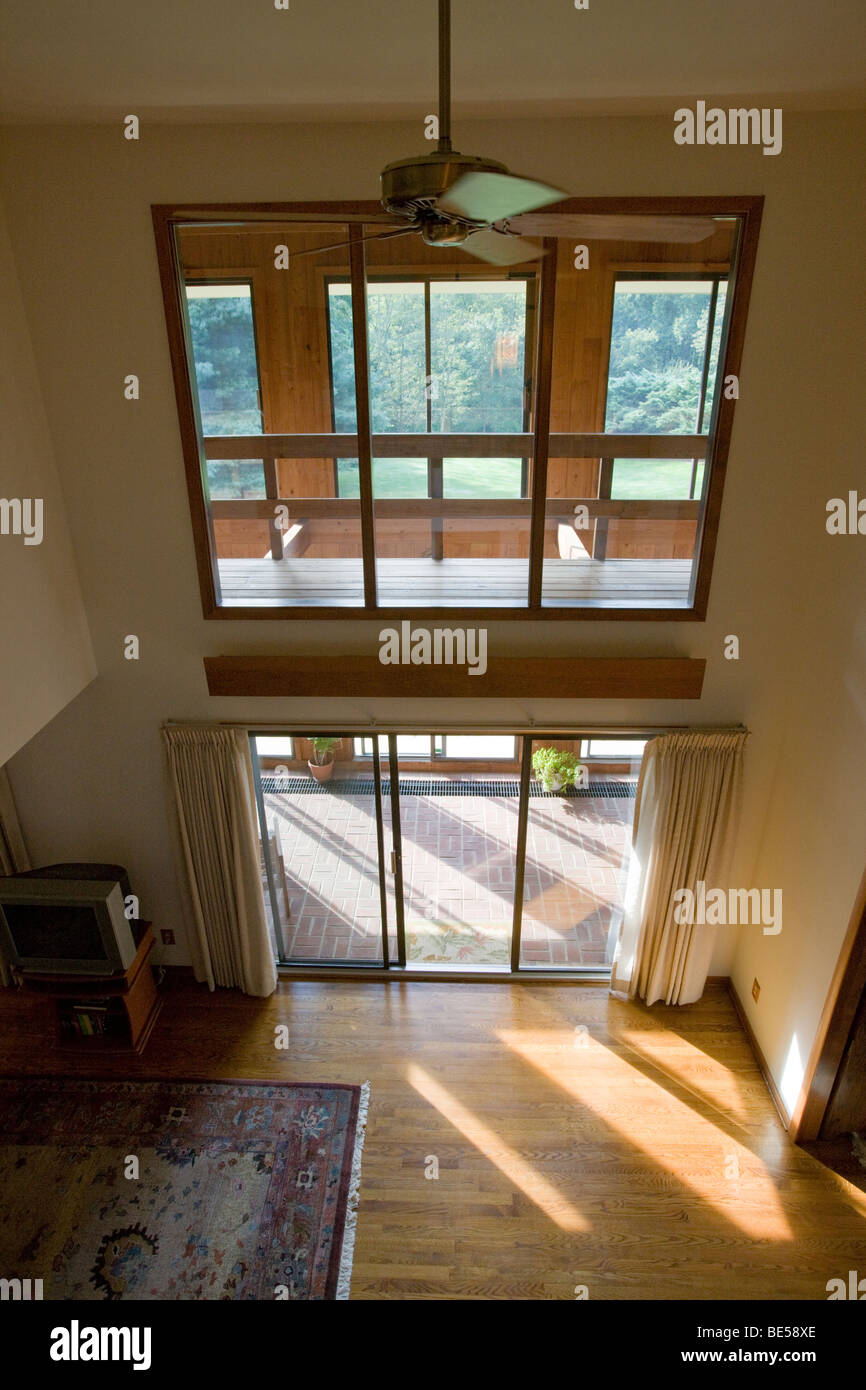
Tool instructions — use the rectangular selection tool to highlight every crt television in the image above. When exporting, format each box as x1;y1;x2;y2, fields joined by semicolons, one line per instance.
0;864;138;976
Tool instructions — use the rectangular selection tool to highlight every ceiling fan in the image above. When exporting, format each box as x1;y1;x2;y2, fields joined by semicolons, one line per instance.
301;0;718;264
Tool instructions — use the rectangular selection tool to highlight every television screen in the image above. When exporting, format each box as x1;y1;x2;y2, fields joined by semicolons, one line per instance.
3;903;106;961
0;873;137;975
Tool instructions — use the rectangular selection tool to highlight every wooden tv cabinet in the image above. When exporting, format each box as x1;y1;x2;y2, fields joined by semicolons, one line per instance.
16;922;163;1054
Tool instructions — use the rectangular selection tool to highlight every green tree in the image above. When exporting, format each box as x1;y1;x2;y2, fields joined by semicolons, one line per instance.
604;286;715;433
187;291;264;499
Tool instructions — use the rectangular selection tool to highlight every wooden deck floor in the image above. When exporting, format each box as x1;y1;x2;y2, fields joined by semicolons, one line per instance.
2;977;863;1300
218;556;693;607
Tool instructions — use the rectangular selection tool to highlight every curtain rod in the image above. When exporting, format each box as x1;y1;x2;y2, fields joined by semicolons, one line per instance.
163;720;749;737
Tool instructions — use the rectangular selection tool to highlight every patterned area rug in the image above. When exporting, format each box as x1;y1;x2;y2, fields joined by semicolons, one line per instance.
0;1076;369;1300
407;921;511;966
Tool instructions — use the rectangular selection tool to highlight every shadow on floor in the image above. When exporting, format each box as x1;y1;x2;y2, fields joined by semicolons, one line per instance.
800;1133;866;1195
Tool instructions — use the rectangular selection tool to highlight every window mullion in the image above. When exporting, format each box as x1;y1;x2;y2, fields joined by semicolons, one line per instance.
527;240;558;609
696;278;720;435
348;226;378;607
425;281;444;562
693;277;720;499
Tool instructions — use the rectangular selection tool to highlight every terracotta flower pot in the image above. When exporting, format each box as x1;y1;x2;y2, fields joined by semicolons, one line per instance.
308;760;334;783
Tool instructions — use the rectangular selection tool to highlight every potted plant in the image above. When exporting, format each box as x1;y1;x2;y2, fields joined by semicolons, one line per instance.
307;736;341;783
531;746;584;794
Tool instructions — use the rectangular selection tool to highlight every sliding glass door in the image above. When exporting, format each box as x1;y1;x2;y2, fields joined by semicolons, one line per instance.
252;733;390;965
519;737;644;969
252;730;644;974
385;734;521;971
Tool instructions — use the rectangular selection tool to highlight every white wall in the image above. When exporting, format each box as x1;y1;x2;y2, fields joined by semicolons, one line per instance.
0;193;96;770
0;114;863;1111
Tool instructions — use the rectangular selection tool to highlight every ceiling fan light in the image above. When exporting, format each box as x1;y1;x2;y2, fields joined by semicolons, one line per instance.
421;218;470;247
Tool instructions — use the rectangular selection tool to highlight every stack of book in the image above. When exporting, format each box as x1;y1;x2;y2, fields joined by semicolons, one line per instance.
69;1001;111;1037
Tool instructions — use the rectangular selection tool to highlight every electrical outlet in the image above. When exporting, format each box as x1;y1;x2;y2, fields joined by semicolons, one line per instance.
161;929;175;946
751;978;760;1002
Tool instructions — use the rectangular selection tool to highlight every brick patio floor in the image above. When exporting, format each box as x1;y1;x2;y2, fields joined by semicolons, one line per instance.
263;782;634;969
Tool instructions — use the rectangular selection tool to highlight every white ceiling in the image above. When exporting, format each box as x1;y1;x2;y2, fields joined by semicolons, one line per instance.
0;0;863;124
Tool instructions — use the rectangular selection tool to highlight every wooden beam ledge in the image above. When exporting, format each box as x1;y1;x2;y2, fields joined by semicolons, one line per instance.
203;654;706;700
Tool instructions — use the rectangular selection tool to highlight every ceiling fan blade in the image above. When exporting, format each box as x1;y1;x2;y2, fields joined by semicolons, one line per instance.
439;170;567;222
461;229;546;266
505;213;720;244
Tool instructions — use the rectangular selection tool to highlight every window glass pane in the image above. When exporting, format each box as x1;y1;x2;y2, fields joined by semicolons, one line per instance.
604;281;715;435
390;736;519;971
443;457;522;499
429;281;527;434
330;280;428;433
522;738;639;970
185;284;262;434
255;734;384;966
369;281;427;432
255;736;296;758
205;459;266;500
443;735;516;759
395;735;431;757
610;459;702;501
603;276;725;511
434;283;526;504
331;281;427;500
326;281;358;432
337;458;430;500
584;739;647;758
187;285;266;508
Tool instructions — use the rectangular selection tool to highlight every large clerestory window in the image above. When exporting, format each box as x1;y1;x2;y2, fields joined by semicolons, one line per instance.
154;197;762;619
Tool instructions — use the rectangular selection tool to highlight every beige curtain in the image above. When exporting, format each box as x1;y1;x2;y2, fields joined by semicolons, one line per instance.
610;731;747;1006
0;767;31;985
163;726;277;997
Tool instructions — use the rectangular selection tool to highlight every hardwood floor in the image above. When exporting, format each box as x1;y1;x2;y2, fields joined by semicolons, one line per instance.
801;1135;866;1196
1;975;864;1300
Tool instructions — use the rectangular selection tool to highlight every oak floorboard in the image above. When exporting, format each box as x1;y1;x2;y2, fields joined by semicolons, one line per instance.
0;976;863;1301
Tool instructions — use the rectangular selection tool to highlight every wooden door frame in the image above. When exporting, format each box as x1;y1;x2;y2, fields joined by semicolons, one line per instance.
790;865;866;1142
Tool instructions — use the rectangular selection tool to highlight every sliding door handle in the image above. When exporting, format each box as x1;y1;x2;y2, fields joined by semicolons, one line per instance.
390;850;398;874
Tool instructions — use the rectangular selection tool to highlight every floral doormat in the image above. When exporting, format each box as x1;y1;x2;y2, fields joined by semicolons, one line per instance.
407;921;511;966
0;1076;369;1300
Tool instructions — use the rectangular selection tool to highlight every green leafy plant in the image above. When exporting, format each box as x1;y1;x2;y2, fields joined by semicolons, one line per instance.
531;746;583;792
309;736;340;766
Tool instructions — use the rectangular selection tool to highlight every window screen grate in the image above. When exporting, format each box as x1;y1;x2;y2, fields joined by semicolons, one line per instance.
260;776;637;799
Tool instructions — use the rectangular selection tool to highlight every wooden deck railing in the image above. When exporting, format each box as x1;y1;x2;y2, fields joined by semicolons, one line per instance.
210;497;700;521
205;431;704;529
203;432;707;460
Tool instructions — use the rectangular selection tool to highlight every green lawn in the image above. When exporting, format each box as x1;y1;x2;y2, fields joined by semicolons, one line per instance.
337;457;523;499
610;458;704;500
337;456;703;501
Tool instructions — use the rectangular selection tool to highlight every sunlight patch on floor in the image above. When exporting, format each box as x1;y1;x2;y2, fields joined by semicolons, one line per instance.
497;1028;793;1241
407;1064;588;1232
615;1027;748;1122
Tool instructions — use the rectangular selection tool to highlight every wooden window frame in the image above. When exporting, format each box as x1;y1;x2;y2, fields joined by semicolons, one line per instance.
152;196;763;622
